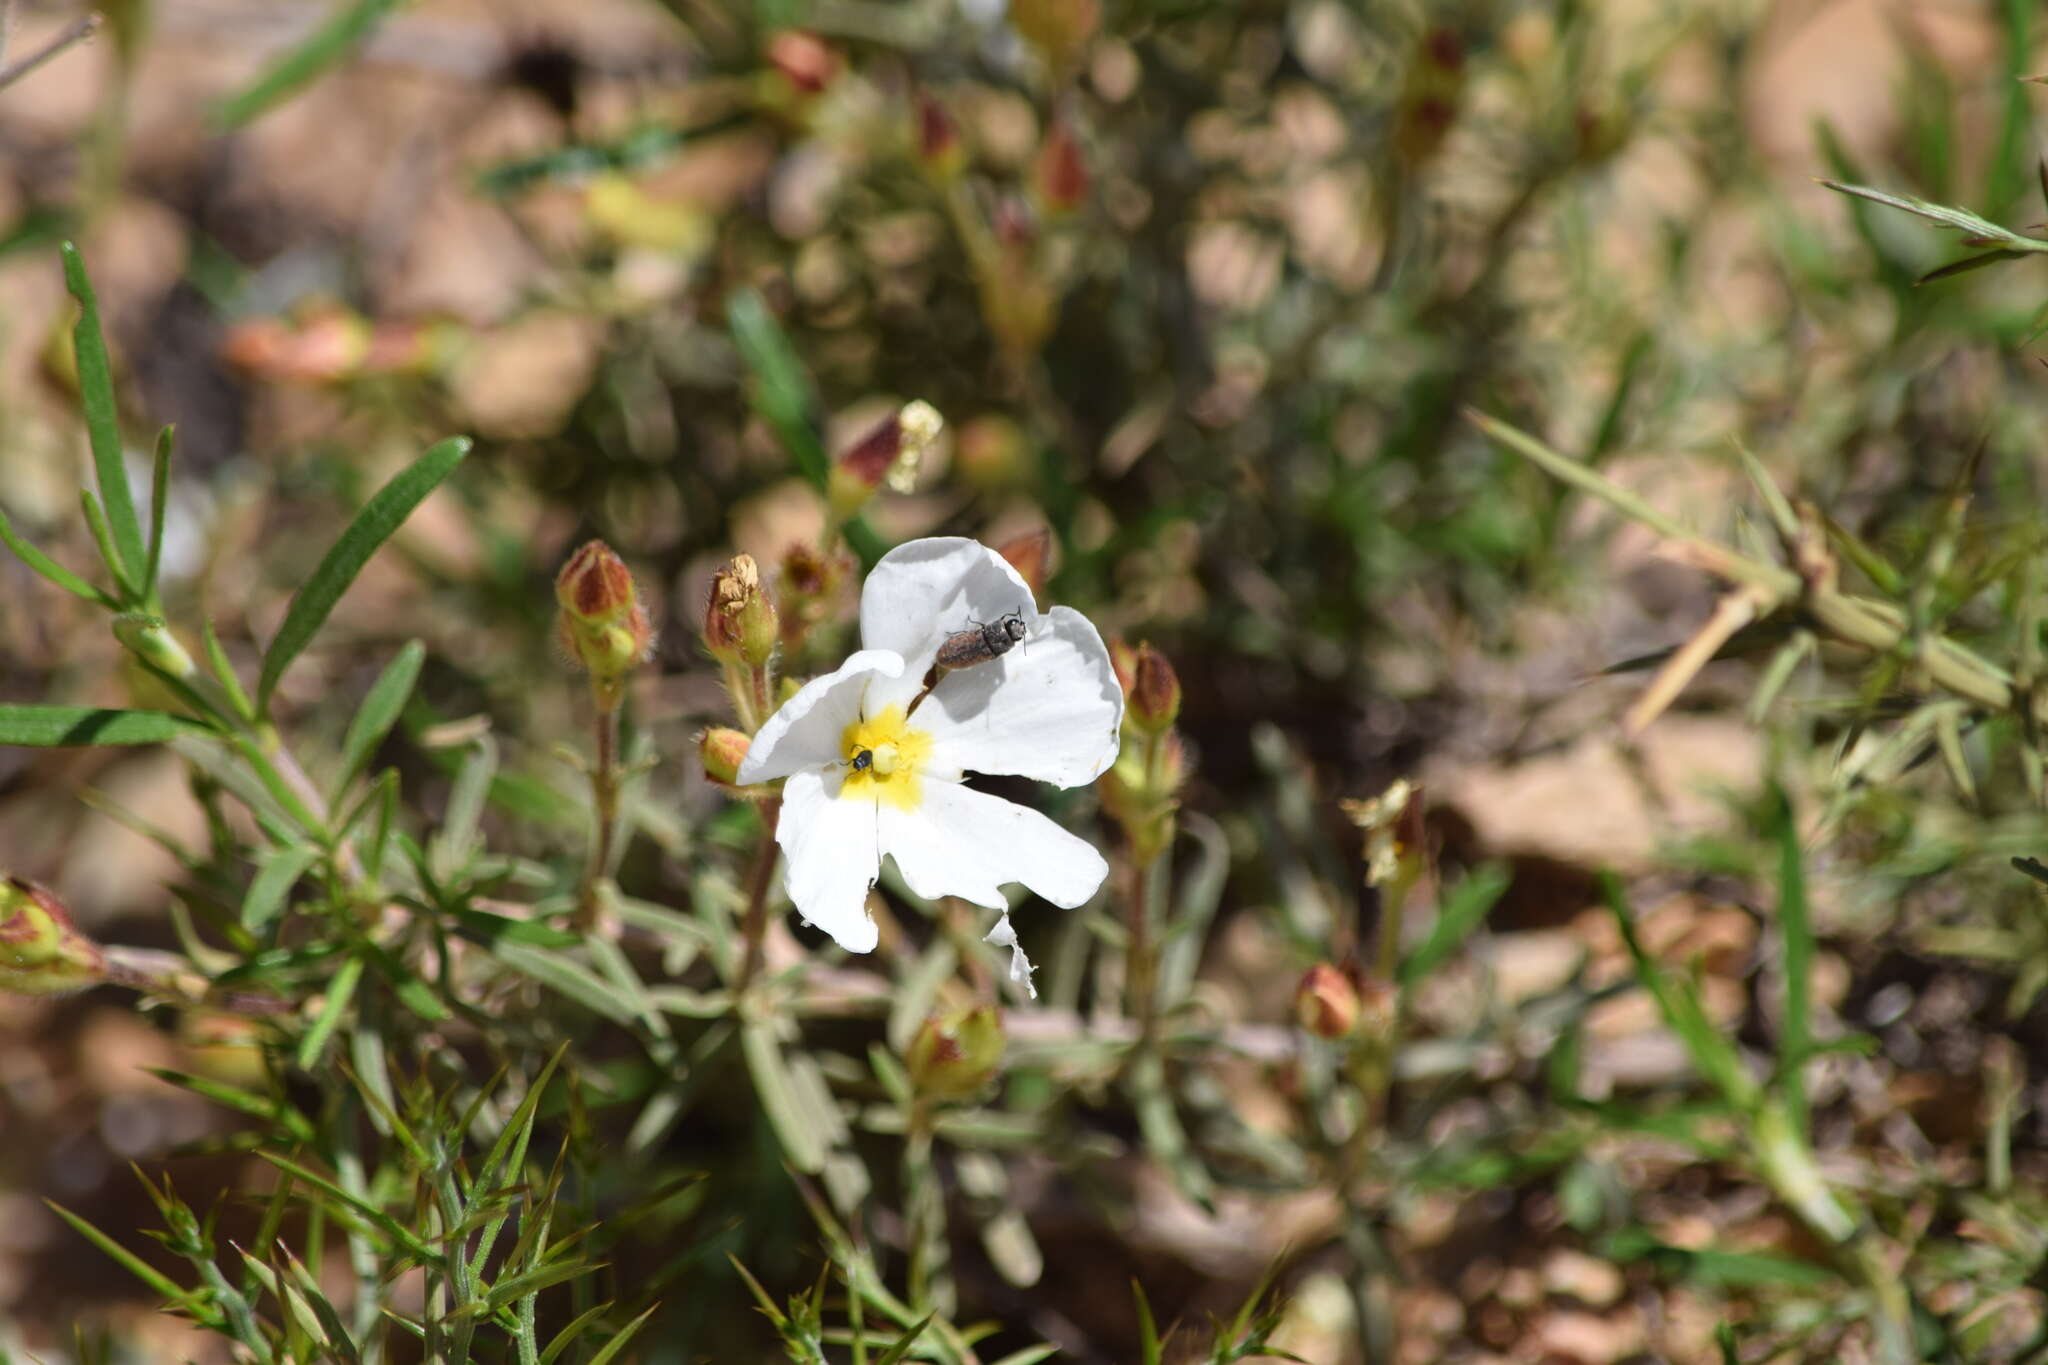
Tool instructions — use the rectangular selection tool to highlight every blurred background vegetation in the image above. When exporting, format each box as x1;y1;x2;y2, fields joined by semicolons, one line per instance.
6;0;2048;1361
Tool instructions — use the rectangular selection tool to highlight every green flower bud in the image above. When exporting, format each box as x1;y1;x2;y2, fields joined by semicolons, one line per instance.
905;1004;1004;1099
113;614;196;680
0;879;106;996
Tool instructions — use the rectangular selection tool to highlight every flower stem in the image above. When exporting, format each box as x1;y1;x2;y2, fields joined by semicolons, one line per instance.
576;701;619;932
1127;851;1158;1046
735;798;783;993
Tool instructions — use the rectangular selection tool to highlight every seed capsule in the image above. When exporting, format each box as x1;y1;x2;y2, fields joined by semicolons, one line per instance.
934;611;1029;672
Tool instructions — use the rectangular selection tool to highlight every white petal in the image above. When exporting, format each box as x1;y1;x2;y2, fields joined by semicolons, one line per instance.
919;606;1123;788
736;648;904;784
777;769;882;952
879;779;1108;911
859;538;1038;713
983;911;1037;999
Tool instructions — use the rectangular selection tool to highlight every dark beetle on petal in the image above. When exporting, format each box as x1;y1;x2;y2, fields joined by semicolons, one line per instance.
934;611;1029;672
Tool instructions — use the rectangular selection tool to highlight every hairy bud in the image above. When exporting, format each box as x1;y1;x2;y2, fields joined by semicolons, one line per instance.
1128;643;1181;734
699;727;762;794
905;1004;1005;1099
915;92;966;180
0;879;106;996
995;528;1053;602
1295;963;1364;1039
556;541;653;705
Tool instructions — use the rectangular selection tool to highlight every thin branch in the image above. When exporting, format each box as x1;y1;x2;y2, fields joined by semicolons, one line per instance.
0;11;101;93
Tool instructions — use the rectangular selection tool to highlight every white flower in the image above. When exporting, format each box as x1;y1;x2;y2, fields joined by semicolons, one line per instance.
735;538;1123;986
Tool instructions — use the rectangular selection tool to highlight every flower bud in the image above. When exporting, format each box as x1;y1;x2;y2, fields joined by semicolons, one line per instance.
0;879;106;996
704;554;778;668
777;540;853;648
766;29;838;95
556;540;653;701
915;92;966;180
1295;962;1365;1039
1107;636;1139;700
995;528;1053;603
827;401;946;520
112;614;195;680
905;1004;1005;1099
1009;0;1099;67
699;727;759;793
1033;117;1089;217
954;415;1030;490
1127;643;1181;734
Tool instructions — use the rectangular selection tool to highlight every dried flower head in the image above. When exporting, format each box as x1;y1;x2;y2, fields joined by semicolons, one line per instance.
704;553;778;668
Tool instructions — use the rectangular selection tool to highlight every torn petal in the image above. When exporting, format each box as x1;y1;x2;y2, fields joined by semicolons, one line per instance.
983;911;1037;999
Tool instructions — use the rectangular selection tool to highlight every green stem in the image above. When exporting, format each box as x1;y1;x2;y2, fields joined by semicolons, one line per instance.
577;702;620;932
735;799;783;994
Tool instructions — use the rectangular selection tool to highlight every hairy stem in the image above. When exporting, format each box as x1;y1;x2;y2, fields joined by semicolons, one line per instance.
735;799;784;993
577;702;619;931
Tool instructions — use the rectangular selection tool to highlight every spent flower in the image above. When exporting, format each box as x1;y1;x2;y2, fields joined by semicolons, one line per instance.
736;538;1122;989
704;553;778;668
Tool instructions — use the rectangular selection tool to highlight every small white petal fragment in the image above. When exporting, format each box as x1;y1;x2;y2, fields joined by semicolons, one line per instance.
983;911;1036;999
737;648;904;784
777;769;882;952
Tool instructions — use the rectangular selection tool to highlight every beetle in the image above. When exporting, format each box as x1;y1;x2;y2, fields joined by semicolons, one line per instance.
850;748;873;772
934;610;1029;673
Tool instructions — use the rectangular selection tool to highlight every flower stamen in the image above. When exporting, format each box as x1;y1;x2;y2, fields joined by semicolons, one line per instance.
839;704;932;809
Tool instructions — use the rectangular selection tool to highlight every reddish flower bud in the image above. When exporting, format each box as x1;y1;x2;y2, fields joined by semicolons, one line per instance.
1128;642;1181;734
699;727;764;795
556;541;653;703
766;30;838;95
1033;117;1089;217
704;554;779;668
1107;637;1139;700
905;1004;1005;1099
1295;963;1364;1039
995;528;1053;602
915;92;966;180
0;879;106;996
828;401;945;520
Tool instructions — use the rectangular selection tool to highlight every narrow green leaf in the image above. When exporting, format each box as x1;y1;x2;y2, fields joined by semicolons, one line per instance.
741;1022;828;1172
61;242;146;591
727;288;827;487
1399;862;1509;987
1917;248;2029;284
79;490;132;601
243;843;321;930
1819;180;2046;248
46;1200;194;1303
1770;788;1813;1130
360;941;449;1022
144;1068;316;1145
201;619;257;723
0;504;115;605
0;705;205;746
481;1259;600;1314
297;953;365;1069
492;943;638;1025
1132;1281;1166;1365
257;436;469;711
143;425;172;603
334;640;423;798
582;1305;657;1365
255;1153;442;1265
538;1302;621;1365
215;0;406;128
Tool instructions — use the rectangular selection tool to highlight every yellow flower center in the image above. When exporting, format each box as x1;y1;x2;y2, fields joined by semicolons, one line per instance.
839;704;933;810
